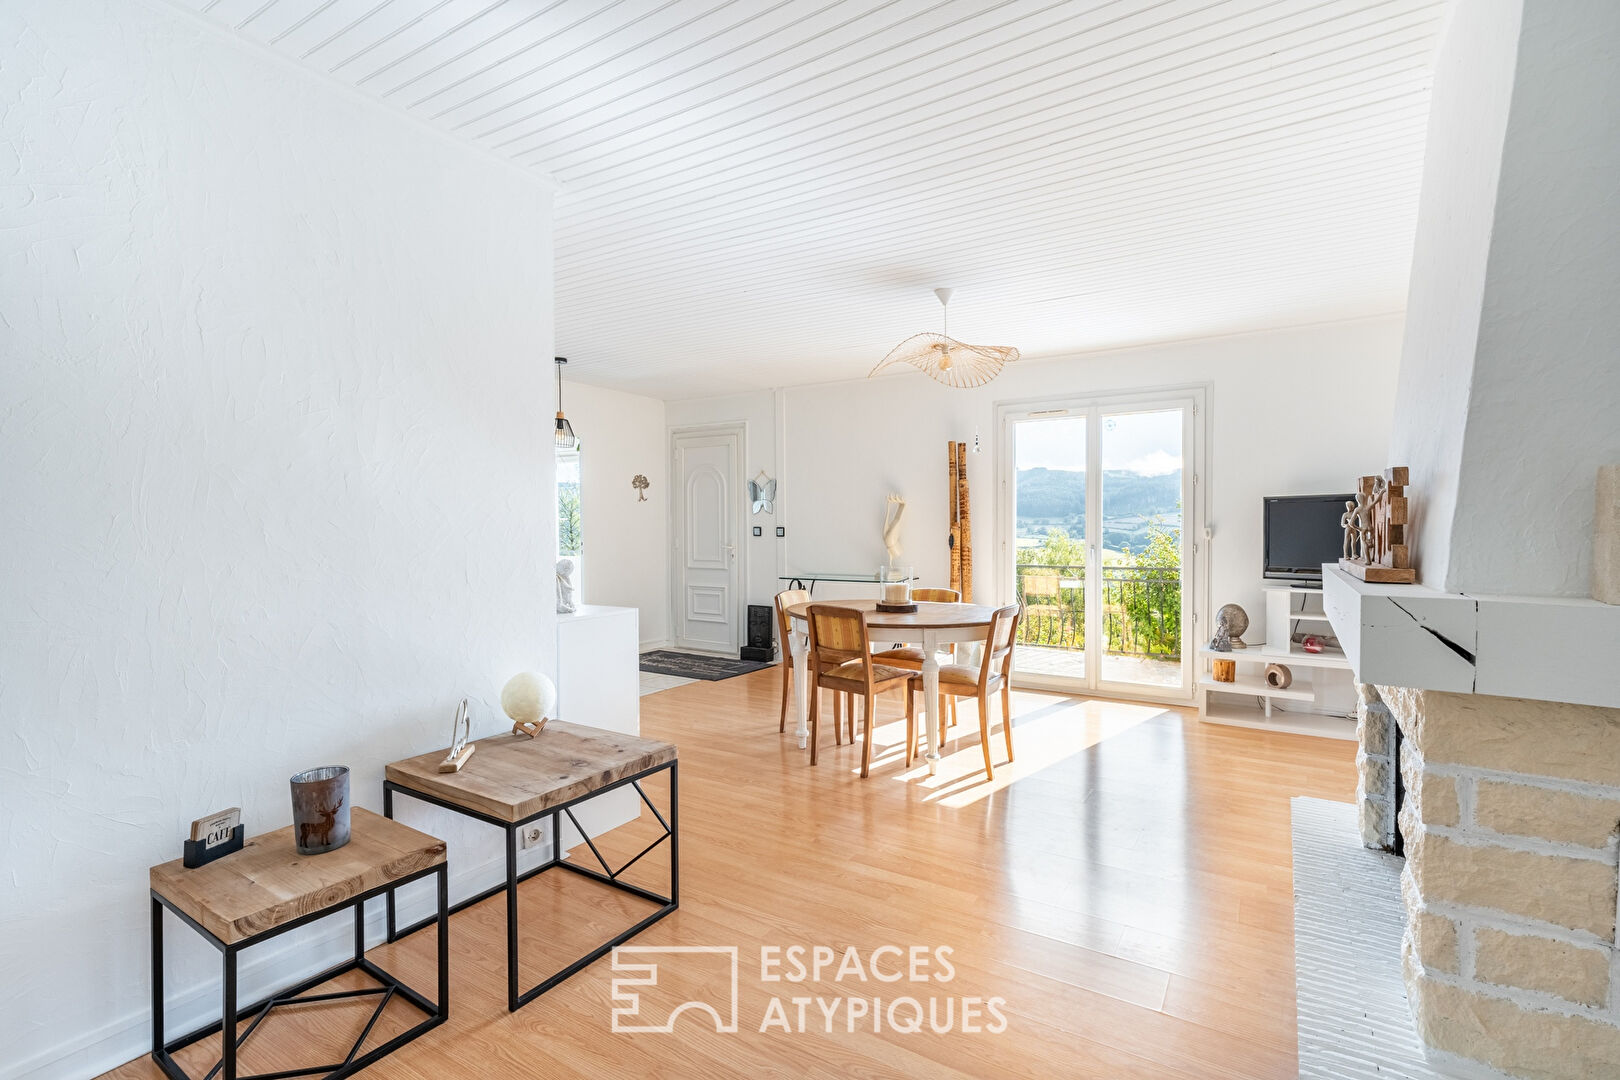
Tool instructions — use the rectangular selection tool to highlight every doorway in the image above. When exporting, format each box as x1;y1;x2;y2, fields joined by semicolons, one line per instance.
1000;391;1200;701
670;425;745;655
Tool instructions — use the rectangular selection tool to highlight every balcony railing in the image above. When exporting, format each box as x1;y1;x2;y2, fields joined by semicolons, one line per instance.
1014;563;1182;659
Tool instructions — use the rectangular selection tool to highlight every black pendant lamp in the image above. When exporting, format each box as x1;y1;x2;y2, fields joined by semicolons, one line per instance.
554;357;577;450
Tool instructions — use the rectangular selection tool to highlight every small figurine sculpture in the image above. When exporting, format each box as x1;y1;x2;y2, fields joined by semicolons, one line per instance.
1341;467;1416;583
556;556;578;614
438;698;475;773
883;493;906;562
1209;622;1231;652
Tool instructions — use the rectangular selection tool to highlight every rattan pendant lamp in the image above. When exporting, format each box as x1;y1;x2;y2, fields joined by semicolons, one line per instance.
554;356;578;450
868;288;1019;388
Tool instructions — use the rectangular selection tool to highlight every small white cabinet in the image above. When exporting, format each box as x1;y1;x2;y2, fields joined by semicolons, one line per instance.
555;605;641;839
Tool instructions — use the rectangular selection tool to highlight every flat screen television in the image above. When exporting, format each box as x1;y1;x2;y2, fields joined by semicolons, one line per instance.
1264;494;1353;582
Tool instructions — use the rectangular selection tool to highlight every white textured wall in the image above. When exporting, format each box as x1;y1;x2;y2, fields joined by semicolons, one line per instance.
1448;0;1620;596
1390;0;1620;596
1387;0;1523;591
667;317;1405;659
564;382;669;646
0;1;555;1076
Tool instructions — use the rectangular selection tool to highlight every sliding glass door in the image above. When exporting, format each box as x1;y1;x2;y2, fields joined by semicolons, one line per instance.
1004;392;1197;700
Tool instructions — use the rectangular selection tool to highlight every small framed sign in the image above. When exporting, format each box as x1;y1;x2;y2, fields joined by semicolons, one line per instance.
184;807;244;868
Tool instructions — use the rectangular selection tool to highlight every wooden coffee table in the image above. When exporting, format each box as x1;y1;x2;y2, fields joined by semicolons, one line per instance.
382;721;678;1011
149;808;448;1080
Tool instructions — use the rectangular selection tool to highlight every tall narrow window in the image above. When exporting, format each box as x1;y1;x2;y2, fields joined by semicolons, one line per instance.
557;446;582;584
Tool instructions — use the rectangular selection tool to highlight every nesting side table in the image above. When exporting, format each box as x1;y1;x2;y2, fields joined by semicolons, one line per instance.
383;721;678;1011
149;808;448;1080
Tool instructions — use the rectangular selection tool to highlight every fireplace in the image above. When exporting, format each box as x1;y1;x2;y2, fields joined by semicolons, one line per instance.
1354;683;1620;1078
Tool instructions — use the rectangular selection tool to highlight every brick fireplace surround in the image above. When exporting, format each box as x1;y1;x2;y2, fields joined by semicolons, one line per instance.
1357;685;1620;1079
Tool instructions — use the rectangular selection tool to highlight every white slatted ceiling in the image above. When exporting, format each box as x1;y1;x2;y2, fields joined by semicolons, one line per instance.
177;0;1446;398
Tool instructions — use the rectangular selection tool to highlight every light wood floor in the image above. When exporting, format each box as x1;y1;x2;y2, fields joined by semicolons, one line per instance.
108;669;1354;1080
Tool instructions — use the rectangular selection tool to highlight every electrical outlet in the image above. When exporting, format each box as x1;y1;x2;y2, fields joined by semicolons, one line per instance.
519;825;545;850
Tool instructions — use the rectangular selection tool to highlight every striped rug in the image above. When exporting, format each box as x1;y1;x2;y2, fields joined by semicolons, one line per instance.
1292;797;1442;1079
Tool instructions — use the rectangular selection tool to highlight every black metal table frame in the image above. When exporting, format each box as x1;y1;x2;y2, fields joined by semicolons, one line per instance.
150;862;448;1080
383;758;677;1012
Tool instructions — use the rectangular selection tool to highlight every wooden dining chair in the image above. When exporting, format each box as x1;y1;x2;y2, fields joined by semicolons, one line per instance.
871;586;961;726
775;589;809;733
776;589;853;739
805;604;914;777
906;604;1021;779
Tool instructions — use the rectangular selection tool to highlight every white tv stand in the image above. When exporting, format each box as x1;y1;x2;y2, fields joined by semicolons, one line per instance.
1197;584;1355;740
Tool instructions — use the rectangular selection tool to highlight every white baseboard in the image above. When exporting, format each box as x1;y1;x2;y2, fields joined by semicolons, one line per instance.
639;638;672;652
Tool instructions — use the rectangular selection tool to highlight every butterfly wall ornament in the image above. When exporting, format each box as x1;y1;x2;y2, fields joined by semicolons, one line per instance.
749;471;776;514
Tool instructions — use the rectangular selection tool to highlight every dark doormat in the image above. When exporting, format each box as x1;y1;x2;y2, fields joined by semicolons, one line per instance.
639;650;774;681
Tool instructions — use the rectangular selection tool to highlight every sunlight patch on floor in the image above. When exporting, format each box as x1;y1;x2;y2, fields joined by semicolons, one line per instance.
856;694;1168;806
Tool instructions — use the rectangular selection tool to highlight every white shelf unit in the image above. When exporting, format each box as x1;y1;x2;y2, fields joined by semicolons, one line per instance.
1198;585;1355;740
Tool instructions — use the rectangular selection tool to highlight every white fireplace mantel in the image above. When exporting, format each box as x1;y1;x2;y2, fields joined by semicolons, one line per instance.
1322;566;1620;709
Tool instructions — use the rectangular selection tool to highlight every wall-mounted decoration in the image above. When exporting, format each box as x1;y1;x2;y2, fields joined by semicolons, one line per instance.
752;526;762;537
1215;604;1250;648
183;807;243;868
439;698;475;773
502;671;556;739
632;474;650;502
1340;466;1416;583
290;766;350;855
556;556;578;614
1264;663;1294;689
882;493;906;562
749;470;776;514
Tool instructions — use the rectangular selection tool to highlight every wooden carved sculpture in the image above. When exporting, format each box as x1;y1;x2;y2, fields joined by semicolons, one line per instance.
1340;466;1415;583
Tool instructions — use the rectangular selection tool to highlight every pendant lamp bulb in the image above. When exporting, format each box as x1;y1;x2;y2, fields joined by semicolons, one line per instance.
554;356;577;450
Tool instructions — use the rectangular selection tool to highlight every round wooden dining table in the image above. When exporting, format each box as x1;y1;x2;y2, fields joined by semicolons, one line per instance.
784;599;1001;775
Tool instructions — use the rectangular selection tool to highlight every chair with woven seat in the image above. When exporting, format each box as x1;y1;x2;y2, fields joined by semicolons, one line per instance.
805;604;914;778
776;589;850;738
906;604;1021;779
871;587;961;726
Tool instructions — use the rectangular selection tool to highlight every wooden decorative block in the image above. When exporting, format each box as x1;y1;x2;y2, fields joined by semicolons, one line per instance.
1340;558;1417;584
1598;465;1620;605
1385;466;1409;485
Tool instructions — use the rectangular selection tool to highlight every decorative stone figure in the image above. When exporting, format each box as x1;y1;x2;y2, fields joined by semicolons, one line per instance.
1209;622;1231;652
883;493;906;563
556;556;578;614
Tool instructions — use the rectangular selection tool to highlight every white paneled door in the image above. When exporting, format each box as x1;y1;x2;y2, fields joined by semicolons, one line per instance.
672;428;742;654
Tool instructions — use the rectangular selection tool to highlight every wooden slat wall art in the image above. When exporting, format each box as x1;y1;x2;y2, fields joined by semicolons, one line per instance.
947;442;974;601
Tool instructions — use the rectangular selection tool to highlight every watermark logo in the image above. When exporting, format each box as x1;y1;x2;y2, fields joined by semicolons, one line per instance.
610;945;740;1033
609;944;1006;1035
